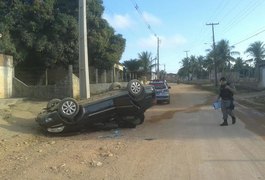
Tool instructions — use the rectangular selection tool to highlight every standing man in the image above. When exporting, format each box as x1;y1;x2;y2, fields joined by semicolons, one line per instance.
216;77;236;126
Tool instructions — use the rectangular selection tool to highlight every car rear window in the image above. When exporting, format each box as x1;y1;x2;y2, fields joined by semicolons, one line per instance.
150;83;166;89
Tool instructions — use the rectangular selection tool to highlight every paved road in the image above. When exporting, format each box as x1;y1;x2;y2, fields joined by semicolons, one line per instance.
1;84;265;180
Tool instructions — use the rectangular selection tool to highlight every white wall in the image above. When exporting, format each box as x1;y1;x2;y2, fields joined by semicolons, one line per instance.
0;54;13;98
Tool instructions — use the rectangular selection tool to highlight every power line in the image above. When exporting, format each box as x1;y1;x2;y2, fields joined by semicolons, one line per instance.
129;0;158;37
221;0;264;36
208;0;230;23
218;0;245;25
187;0;230;55
128;0;161;75
232;28;265;46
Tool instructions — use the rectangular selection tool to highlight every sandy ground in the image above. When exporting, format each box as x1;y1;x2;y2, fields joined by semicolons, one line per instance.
0;84;265;180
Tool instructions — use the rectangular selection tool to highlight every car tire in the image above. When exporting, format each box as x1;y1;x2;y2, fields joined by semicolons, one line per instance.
127;79;145;101
58;98;79;123
47;98;61;111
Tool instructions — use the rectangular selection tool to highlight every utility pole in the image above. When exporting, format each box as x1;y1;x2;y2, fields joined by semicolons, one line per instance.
206;22;219;87
184;50;190;80
184;50;189;58
79;0;90;99
156;36;161;79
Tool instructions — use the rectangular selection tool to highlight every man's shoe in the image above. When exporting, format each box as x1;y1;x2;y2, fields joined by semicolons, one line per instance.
232;117;236;124
220;122;228;126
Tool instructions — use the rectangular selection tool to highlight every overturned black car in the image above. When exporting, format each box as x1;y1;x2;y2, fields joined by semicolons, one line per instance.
36;80;156;133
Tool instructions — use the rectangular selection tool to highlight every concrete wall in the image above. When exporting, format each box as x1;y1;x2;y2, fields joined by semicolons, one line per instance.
209;71;240;82
0;54;13;98
14;73;128;100
72;73;80;99
13;77;72;99
72;76;128;98
13;64;129;99
89;82;128;95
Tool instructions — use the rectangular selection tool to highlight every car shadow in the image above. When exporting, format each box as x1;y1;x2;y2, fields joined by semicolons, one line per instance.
0;115;133;137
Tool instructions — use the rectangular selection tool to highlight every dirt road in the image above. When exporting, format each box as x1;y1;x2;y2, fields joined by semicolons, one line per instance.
1;84;265;180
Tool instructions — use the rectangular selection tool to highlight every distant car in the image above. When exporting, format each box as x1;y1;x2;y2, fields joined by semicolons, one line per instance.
149;80;171;104
36;80;156;134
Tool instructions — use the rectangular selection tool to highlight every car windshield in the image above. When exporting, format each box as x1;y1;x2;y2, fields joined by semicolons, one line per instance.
150;83;166;89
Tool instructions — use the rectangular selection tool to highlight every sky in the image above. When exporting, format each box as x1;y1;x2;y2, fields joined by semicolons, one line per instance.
102;0;265;73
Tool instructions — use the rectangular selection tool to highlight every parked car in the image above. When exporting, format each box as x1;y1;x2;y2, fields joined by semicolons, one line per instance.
36;80;156;133
149;79;171;104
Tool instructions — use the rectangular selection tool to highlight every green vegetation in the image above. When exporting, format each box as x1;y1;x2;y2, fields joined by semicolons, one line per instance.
123;51;157;78
0;0;125;73
178;39;265;81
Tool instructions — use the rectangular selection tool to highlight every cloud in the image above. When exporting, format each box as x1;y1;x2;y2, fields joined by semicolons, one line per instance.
138;35;158;49
137;34;187;49
142;12;162;26
161;34;187;48
103;13;134;29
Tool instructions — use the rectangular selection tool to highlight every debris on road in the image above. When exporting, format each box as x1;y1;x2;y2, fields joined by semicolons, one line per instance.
98;129;122;139
90;160;103;167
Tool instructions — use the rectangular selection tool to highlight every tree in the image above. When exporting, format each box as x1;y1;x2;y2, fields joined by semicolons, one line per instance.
177;56;208;80
123;59;141;73
245;41;265;81
245;41;265;64
196;56;208;79
87;0;125;70
232;57;254;78
177;66;188;80
159;70;167;79
0;0;126;76
214;39;239;72
232;57;244;72
189;55;198;80
0;1;79;68
137;51;154;77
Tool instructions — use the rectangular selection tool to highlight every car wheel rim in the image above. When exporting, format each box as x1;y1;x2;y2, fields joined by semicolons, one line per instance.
62;101;77;115
131;82;141;94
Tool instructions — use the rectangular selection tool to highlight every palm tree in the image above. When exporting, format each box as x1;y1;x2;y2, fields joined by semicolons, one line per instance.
232;57;255;79
232;57;244;72
123;59;141;80
178;56;207;80
205;49;215;71
123;59;141;73
179;57;191;80
138;51;155;78
245;41;265;64
215;40;239;72
189;55;198;80
245;41;265;81
197;56;207;79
